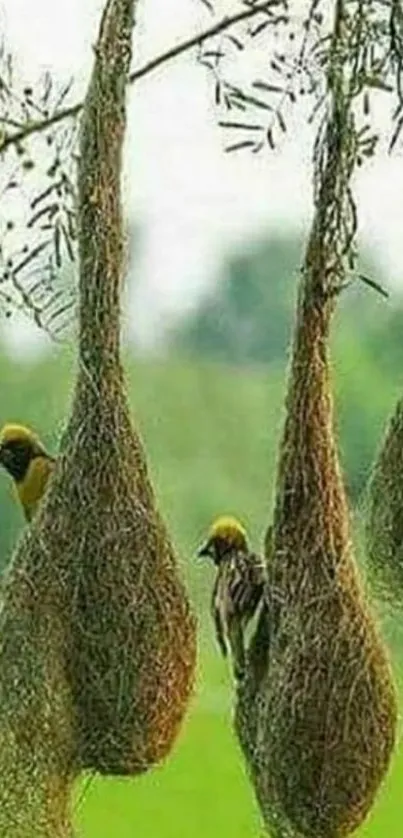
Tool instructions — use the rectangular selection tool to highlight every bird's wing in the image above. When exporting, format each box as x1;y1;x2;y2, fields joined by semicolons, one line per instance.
226;612;246;680
229;551;265;618
19;455;55;521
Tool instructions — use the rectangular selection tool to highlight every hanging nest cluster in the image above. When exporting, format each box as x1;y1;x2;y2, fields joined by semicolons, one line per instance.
234;3;398;834
0;0;196;834
364;399;403;608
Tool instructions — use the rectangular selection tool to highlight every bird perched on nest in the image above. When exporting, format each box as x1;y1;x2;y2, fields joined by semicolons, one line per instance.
0;424;55;521
197;516;265;681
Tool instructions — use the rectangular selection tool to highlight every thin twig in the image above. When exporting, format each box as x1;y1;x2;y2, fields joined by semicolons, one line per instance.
358;273;389;298
0;1;276;154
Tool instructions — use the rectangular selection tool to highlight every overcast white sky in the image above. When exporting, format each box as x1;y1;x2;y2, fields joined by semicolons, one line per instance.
1;0;403;351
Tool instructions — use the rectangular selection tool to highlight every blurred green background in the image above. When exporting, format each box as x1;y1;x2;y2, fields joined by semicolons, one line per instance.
1;232;403;836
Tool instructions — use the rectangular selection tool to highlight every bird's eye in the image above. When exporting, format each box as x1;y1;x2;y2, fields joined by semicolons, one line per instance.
0;446;16;473
0;440;31;473
10;441;29;458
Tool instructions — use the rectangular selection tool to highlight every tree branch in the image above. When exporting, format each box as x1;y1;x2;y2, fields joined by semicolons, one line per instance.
0;1;278;154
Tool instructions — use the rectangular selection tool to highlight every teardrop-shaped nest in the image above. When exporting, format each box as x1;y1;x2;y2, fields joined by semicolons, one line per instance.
0;0;196;832
0;376;196;837
27;375;197;775
364;398;403;608
234;294;397;838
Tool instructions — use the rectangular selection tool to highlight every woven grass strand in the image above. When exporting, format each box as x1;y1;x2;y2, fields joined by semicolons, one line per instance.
0;0;196;833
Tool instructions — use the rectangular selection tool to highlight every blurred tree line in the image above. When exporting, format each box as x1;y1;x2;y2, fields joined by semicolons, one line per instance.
171;231;403;498
172;232;398;373
173;235;301;366
0;230;402;580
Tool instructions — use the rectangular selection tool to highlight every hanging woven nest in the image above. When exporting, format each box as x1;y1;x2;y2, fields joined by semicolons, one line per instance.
235;252;397;838
36;0;196;776
0;0;196;833
234;3;397;829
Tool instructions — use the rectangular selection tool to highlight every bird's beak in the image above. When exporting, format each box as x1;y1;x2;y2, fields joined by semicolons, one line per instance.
197;539;212;559
0;444;7;468
0;443;15;472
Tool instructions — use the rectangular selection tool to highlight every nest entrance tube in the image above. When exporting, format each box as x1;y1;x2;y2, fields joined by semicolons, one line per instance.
0;0;196;832
234;2;397;835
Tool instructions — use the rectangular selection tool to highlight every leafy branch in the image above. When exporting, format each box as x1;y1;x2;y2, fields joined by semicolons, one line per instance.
1;0;400;335
199;0;399;296
0;0;279;336
0;1;276;154
199;0;327;153
203;0;403;163
0;62;77;338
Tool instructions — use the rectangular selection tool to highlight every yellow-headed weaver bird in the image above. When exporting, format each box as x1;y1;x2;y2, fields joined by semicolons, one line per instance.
0;424;55;521
197;516;265;681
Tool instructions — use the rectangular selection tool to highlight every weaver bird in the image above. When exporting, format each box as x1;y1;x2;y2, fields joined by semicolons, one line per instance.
198;516;265;681
0;423;55;521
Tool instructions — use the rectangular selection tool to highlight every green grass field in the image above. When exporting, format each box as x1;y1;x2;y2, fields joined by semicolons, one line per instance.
74;640;403;838
75;644;262;837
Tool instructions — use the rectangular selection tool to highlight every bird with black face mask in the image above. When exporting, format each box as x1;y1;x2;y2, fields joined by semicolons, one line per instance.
0;424;55;521
197;516;265;681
